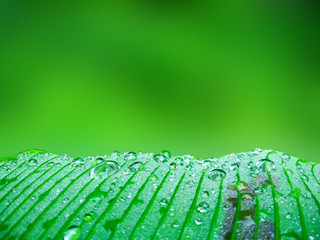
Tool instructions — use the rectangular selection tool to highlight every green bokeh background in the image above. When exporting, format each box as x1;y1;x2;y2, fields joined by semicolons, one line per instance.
0;1;319;162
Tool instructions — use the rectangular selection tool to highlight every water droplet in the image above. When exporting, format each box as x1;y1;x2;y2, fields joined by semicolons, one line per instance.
93;157;105;166
150;175;159;181
195;218;203;225
197;202;210;213
175;157;184;165
153;154;168;163
124;152;136;161
247;161;253;169
90;161;119;179
257;159;276;172
83;213;94;222
160;198;168;206
230;162;240;171
169;162;177;169
72;158;84;168
172;221;179;228
129;161;143;172
252;148;262;155
161;150;171;158
286;213;292;219
283;153;291;162
64;226;80;240
289;188;301;198
47;162;55;167
28;158;38;166
208;169;226;181
202;191;210;198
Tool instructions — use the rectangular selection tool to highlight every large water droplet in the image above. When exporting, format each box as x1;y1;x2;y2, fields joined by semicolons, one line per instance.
64;226;80;240
197;202;210;213
257;159;276;172
90;161;119;179
208;169;226;181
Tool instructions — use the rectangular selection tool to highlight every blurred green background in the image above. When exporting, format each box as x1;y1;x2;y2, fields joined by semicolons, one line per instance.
0;0;319;162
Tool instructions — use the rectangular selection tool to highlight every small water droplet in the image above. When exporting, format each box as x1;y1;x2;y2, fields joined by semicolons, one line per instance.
286;213;292;219
124;152;137;161
161;150;171;158
72;158;84;168
257;159;276;172
153;154;168;163
93;157;105;166
129;161;143;172
28;158;38;166
90;161;119;179
195;218;203;225
172;221;179;228
202;191;210;198
175;157;184;165
197;202;210;213
150;175;159;181
47;162;55;167
169;162;177;169
230;162;240;171
160;198;168;206
64;226;80;240
83;213;94;222
208;169;226;181
247;161;253;169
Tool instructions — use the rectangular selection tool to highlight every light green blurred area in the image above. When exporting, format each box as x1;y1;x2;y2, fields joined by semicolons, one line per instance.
0;1;319;162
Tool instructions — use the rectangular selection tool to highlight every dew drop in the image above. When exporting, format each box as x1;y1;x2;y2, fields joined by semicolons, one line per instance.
28;158;38;166
161;150;171;158
257;159;276;172
195;218;203;225
83;213;94;222
197;202;210;213
247;161;253;169
93;157;105;166
64;226;80;240
175;157;184;165
150;175;159;181
286;213;292;219
129;161;143;172
169;162;177;169
47;162;55;167
72;158;84;168
153;154;168;163
172;221;179;228
230;162;240;171
208;169;226;181
202;191;210;198
90;161;119;179
160;198;168;206
124;152;137;161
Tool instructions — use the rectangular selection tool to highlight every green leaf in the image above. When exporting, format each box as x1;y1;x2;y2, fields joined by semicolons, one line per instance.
0;149;319;239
